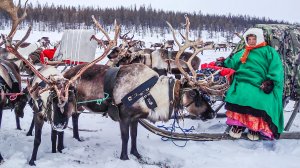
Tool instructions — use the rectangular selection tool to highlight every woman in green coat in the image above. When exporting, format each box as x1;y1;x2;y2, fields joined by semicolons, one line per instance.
223;28;284;140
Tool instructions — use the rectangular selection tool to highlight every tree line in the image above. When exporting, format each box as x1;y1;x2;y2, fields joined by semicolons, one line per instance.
0;3;288;40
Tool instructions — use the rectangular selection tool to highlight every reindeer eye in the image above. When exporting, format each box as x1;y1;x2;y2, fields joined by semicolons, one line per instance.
189;91;197;97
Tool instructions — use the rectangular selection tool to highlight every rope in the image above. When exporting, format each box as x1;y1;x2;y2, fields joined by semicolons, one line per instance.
157;124;195;133
77;93;109;105
2;92;24;101
158;111;191;147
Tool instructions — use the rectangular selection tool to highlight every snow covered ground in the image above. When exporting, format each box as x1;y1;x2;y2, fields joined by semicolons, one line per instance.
0;29;300;168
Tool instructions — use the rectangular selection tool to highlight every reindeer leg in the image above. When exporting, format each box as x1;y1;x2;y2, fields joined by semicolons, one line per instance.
57;131;64;153
71;112;81;141
29;115;44;166
51;129;57;153
130;120;141;159
119;118;130;160
26;117;35;136
15;115;21;130
0;153;3;163
0;106;2;128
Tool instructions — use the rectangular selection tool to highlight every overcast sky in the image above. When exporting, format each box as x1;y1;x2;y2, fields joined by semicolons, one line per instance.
34;0;299;24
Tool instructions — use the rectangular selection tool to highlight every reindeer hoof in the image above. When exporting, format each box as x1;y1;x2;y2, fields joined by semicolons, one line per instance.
26;132;33;136
130;151;141;159
57;146;64;153
120;155;129;160
74;136;82;142
29;160;36;166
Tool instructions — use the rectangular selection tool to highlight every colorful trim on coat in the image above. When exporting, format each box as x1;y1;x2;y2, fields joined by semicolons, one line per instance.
225;102;280;139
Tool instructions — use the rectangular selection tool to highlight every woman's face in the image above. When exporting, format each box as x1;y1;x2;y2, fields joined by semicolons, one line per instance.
247;36;257;46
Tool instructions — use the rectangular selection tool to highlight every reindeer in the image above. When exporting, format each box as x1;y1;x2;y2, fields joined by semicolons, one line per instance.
214;43;228;51
10;46;82;166
0;0;91;165
227;41;237;49
2;16;120;166
54;15;221;161
107;41;201;78
90;34;109;49
0;59;26;129
163;39;175;50
107;28;201;78
0;0;31;130
0;0;31;162
37;37;51;49
150;42;164;49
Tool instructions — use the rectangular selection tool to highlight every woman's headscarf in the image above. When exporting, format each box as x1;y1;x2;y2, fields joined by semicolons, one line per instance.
240;28;267;63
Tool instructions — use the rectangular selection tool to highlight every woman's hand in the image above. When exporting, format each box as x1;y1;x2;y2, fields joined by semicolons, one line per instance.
260;80;274;94
215;57;225;67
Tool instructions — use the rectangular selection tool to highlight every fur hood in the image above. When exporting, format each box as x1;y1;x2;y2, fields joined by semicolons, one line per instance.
243;28;265;46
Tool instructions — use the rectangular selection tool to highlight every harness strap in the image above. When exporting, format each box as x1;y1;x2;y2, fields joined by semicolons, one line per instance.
104;67;120;103
168;78;176;119
173;80;181;113
167;50;172;73
122;76;159;110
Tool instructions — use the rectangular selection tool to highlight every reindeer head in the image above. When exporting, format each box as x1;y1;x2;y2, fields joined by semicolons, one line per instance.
24;71;76;131
37;37;50;48
181;88;215;120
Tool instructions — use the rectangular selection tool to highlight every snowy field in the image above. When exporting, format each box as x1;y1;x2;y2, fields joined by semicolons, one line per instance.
0;29;300;168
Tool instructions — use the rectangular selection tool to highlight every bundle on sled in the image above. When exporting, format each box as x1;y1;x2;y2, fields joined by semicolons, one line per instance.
194;60;235;102
29;29;98;66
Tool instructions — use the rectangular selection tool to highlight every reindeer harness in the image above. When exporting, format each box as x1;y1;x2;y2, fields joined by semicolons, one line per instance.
122;75;159;110
104;67;121;121
104;67;181;121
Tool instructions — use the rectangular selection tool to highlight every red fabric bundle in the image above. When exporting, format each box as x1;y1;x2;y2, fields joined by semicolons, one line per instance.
200;61;235;82
40;49;56;64
40;48;87;65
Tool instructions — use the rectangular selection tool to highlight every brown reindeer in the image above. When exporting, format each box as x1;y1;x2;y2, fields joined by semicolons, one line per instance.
107;30;201;77
59;15;218;161
163;39;175;50
227;41;237;49
214;43;228;51
0;59;26;129
90;34;109;49
107;45;201;79
150;42;164;49
0;0;31;163
7;16;121;166
63;63;215;160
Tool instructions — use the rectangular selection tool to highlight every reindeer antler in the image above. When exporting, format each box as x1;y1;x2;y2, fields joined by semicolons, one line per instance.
0;0;29;39
166;15;206;84
167;15;228;95
1;0;53;84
